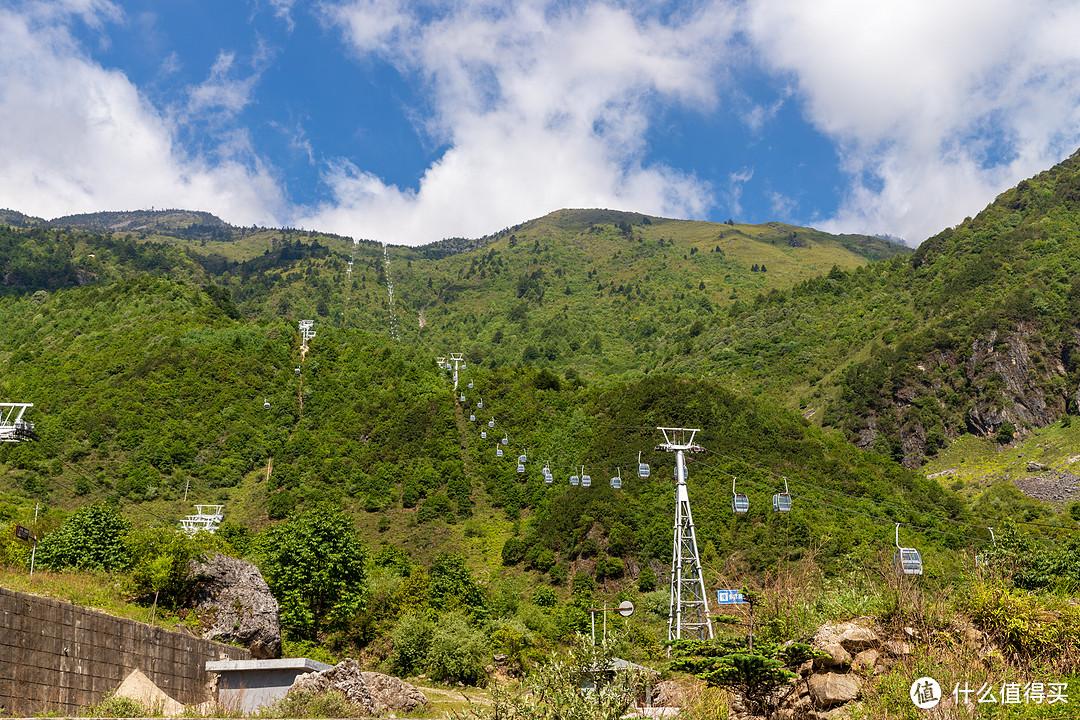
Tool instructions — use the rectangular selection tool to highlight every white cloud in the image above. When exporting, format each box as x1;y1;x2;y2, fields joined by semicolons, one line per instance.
0;3;284;225
746;0;1080;244
309;0;736;244
188;51;258;116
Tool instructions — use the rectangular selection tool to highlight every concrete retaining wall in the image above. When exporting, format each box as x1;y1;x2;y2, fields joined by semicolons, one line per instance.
0;585;250;716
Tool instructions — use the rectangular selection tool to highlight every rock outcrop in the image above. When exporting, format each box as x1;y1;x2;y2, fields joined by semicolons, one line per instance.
288;660;428;715
190;552;281;659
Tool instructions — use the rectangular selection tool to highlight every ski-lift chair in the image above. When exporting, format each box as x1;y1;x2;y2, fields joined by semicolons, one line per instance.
637;451;650;479
610;467;622;489
893;523;923;575
731;477;749;515
772;477;792;513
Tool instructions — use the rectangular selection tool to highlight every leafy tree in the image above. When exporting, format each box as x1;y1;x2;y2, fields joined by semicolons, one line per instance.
429;553;486;617
256;506;367;640
996;421;1017;444
426;611;490;686
126;526;207;610
37;503;131;571
502;537;528;566
637;565;657;592
390;613;435;676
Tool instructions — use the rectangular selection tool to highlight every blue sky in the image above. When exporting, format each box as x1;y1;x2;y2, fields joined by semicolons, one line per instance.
2;0;1080;246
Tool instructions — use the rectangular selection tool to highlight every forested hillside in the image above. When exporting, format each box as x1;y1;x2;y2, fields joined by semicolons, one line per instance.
3;168;1080;684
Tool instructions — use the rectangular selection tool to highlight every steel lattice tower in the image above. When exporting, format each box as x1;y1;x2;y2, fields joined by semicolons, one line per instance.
657;427;714;642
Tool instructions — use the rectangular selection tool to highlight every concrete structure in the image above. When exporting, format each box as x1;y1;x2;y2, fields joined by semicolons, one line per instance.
0;586;249;716
206;658;331;712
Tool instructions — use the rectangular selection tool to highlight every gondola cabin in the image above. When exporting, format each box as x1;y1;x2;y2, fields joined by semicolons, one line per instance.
637;452;650;479
772;493;792;513
894;548;923;575
470;414;476;422
732;494;749;514
496;447;503;458
517;464;525;473
610;476;622;489
570;475;580;486
481;431;487;439
581;474;592;487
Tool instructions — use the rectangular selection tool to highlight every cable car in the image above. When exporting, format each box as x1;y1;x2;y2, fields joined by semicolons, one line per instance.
570;474;579;486
772;477;792;513
893;524;923;575
519;451;527;463
501;435;508;446
468;382;474;389
731;476;749;515
517;463;525;473
674;465;688;481
544;473;553;484
976;528;996;568
477;399;483;409
581;467;591;487
481;430;487;439
488;418;495;428
637;451;650;479
610;467;622;489
470;414;476;422
496;446;503;458
461;362;466;370
263;397;270;410
294;367;301;375
460;394;466;402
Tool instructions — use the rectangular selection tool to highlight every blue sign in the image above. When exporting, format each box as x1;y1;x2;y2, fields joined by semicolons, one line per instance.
716;589;747;605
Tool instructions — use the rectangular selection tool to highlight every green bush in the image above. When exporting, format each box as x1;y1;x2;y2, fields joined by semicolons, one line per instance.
126;526;207;609
426;611;490;686
83;694;149;718
274;690;362;719
389;613;435;676
38;503;131;572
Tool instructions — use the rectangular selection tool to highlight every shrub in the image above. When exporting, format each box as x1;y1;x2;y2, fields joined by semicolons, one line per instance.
426;612;490;686
83;694;149;718
274;690;363;719
390;613;435;676
37;503;131;571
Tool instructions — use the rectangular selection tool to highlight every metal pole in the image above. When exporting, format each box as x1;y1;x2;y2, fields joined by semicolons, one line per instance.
29;537;37;577
591;609;596;646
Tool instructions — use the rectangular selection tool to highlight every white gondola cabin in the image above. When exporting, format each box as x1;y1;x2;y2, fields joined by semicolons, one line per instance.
263;397;270;410
477;399;483;409
496;446;503;458
468;382;474;389
470;414;476;422
460;394;466;402
481;431;487;439
731;477;749;515
518;454;527;464
517;464;525;473
893;524;923;575
637;451;650;479
488;418;495;428
772;477;792;513
501;434;508;446
570;474;580;486
610;467;622;489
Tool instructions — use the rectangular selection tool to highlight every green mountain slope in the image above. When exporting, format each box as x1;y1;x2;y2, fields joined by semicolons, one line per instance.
694;149;1080;467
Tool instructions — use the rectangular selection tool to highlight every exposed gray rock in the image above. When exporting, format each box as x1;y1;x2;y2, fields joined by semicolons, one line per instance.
190;552;281;658
808;673;862;708
290;659;376;715
813;642;851;671
362;671;429;714
881;640;912;657
852;649;879;672
837;626;878;653
1026;461;1050;472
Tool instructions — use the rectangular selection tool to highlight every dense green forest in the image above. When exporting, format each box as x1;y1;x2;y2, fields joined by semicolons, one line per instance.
3;155;1080;674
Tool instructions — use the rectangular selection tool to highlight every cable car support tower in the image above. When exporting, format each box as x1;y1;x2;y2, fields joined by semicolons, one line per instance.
656;426;714;643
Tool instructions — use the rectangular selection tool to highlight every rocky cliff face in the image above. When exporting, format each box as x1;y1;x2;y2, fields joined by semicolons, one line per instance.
853;322;1076;467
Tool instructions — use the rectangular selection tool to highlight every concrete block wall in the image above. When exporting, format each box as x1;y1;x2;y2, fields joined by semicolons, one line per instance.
0;586;250;717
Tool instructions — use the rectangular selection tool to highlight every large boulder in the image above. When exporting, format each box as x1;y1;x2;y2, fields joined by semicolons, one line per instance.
808;673;862;708
362;671;429;714
190;552;281;658
290;660;376;716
